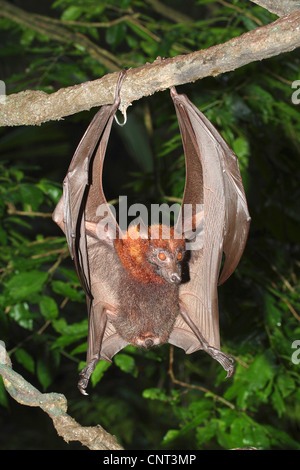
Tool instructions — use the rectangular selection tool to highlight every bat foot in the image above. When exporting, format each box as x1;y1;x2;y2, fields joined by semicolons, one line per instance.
78;376;89;395
79;386;89;396
207;346;235;378
78;357;100;395
224;360;235;379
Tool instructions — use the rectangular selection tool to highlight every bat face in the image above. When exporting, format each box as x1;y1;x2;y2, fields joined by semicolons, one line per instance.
145;244;183;286
146;224;186;286
53;71;250;395
114;223;186;286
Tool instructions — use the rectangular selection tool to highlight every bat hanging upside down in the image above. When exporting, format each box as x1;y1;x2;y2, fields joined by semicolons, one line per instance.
53;70;250;395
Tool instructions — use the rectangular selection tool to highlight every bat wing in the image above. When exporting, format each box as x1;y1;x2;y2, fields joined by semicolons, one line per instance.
52;71;128;383
168;87;250;354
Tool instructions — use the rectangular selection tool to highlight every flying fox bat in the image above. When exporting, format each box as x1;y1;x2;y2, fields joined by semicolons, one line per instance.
53;70;250;395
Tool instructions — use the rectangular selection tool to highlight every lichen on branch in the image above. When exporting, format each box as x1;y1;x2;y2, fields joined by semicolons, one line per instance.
0;341;123;450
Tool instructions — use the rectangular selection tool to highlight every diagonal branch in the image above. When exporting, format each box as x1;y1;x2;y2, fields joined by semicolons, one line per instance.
0;341;123;450
249;0;300;16
1;10;300;127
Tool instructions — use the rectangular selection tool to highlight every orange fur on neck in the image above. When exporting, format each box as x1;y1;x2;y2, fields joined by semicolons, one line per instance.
114;224;185;284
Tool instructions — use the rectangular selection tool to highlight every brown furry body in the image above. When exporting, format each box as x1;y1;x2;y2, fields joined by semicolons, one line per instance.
114;269;181;347
112;224;185;348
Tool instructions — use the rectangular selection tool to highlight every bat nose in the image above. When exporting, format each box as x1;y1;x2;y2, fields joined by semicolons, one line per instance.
144;338;154;348
139;333;155;348
170;272;181;284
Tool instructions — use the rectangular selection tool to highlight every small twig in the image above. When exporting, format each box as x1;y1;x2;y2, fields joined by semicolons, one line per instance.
281;298;300;323
218;0;263;26
35;13;140;29
6;202;52;218
271;263;296;293
31;248;67;259
144;0;193;23
168;346;236;410
8;322;47;356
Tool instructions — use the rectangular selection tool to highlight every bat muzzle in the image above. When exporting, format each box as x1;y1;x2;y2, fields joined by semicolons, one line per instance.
169;272;181;284
144;338;154;348
160;260;182;285
136;335;161;349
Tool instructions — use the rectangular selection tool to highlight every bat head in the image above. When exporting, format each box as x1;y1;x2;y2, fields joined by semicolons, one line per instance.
114;224;186;285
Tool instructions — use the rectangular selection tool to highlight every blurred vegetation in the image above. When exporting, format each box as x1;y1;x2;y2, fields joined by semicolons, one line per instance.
0;0;299;450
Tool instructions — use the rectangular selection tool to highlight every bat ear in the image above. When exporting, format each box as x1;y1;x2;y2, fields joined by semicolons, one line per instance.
126;218;149;240
176;206;204;250
85;220;116;245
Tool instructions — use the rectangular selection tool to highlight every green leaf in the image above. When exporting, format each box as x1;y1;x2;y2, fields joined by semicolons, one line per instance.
162;429;180;443
114;353;138;377
5;270;48;302
39;296;58;320
233;136;250;160
52;318;87;347
264;293;282;328
265;424;300;449
58;267;80;283
19;184;44;211
235;418;270;449
37;179;62;203
51;280;85;302
224;352;276;409
142;387;169;401
61;5;83;21
20;29;36;47
271;385;285;418
37;357;52;390
105;23;126;48
14;348;35;374
126;20;156;42
8;303;34;330
36;348;60;391
90;360;111;387
196;421;217;447
276;374;295;398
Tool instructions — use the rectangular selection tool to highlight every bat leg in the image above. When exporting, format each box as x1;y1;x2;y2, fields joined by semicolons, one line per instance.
78;357;100;396
180;309;235;378
78;308;108;395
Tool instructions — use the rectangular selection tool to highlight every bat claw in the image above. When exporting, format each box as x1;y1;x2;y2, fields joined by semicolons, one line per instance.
78;381;89;396
78;375;90;396
225;360;235;379
78;359;99;395
207;346;235;378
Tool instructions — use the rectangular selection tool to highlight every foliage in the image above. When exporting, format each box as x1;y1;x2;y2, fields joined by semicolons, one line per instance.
0;0;300;450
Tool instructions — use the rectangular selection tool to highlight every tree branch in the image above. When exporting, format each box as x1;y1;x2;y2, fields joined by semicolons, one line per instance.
249;0;300;16
1;10;300;126
0;341;123;450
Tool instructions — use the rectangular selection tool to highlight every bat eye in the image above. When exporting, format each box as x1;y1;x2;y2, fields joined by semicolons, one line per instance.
177;252;183;261
158;252;166;261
